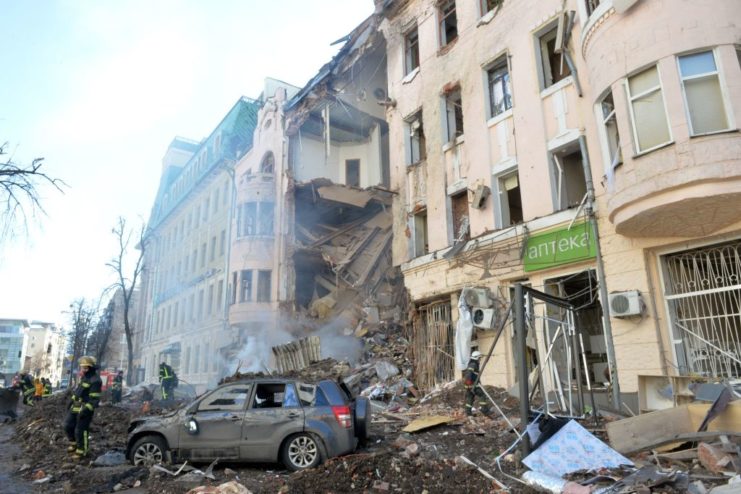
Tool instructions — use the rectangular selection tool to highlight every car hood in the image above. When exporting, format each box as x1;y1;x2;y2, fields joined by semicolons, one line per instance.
129;409;183;432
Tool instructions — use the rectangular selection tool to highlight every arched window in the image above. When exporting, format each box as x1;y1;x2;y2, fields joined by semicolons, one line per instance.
260;152;275;174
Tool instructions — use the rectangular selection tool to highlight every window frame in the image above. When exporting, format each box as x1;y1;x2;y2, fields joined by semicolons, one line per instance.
405;110;427;165
256;270;271;303
412;208;429;258
443;87;464;143
535;25;572;90
494;169;523;228
438;0;458;48
486;55;513;119
479;0;503;17
676;49;733;137
403;26;420;75
594;89;622;172
624;65;673;154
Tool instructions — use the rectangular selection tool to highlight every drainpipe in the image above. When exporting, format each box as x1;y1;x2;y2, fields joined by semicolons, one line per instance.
578;135;621;410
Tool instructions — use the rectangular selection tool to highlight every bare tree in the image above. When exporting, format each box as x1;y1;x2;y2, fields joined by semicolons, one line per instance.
87;298;115;366
0;142;65;241
107;217;146;384
65;298;99;385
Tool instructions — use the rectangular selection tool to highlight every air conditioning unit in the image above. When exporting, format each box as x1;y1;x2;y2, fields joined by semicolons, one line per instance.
463;287;493;308
471;184;490;210
472;307;497;330
609;290;644;317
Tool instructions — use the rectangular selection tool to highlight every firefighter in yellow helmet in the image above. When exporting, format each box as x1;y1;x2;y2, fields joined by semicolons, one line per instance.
63;356;102;458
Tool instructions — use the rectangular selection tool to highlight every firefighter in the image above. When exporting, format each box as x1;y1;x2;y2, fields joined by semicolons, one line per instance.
13;371;36;407
463;351;491;417
158;362;177;400
63;356;102;458
33;377;43;402
111;370;123;403
42;378;52;397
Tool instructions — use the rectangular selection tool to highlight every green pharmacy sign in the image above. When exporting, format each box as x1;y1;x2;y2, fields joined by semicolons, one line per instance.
524;221;596;272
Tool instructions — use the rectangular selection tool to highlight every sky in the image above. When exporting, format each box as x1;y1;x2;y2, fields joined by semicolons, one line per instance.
0;0;373;325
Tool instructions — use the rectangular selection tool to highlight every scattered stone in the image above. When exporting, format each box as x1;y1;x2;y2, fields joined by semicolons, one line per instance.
698;442;733;473
372;480;390;491
187;480;253;494
93;450;127;466
113;483;124;491
403;443;419;458
18;463;31;472
32;469;46;480
224;468;238;476
32;476;51;484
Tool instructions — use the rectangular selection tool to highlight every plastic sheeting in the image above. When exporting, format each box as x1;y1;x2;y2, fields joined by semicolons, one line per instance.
454;293;473;371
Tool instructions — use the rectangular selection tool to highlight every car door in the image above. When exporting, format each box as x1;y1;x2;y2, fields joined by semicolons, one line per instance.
240;381;304;461
178;382;252;461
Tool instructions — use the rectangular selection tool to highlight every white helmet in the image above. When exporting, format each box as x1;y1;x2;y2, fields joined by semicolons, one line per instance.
471;351;482;360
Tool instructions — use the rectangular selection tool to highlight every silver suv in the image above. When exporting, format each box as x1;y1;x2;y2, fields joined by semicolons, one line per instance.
126;378;370;471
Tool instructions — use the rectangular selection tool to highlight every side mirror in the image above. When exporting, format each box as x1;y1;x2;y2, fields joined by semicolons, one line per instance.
187;418;199;435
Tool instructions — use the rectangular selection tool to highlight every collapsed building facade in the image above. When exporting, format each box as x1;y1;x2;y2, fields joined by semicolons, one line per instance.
227;17;399;372
377;0;741;408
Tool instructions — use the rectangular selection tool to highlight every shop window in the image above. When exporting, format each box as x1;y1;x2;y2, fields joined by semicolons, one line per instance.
438;0;458;48
597;91;622;169
404;26;420;75
405;111;426;165
451;191;470;243
537;26;571;89
345;159;360;187
444;88;464;142
550;143;587;212
240;270;253;302
626;65;671;153
487;56;512;118
678;51;730;135
257;270;271;302
413;209;429;257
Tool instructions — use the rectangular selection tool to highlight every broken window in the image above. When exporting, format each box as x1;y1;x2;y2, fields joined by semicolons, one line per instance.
238;202;274;236
405;111;426;165
345;159;360;187
444;88;464;142
626;65;671;152
585;0;602;16
480;0;503;16
487;56;512;118
451;191;470;243
497;172;523;226
550;143;588;212
404;26;420;75
537;26;571;89
240;270;253;303
413;209;429;257
598;91;622;169
200;383;252;411
438;0;458;47
257;270;271;302
678;51;730;135
260;152;275;174
252;383;296;409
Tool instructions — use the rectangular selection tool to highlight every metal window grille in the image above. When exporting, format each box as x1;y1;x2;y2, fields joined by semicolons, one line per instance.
412;301;455;391
663;241;741;378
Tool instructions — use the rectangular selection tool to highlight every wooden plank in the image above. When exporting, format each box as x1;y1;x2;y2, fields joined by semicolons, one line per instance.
607;401;741;454
402;415;454;433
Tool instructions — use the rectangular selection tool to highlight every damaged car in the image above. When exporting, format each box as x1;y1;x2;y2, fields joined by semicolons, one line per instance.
126;378;370;471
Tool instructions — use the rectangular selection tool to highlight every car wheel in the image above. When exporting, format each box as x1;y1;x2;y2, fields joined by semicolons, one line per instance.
131;435;168;466
281;433;322;471
354;396;370;441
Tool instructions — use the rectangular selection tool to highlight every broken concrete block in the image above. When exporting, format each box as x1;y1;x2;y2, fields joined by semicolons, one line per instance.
403;443;420;457
93;450;127;466
698;442;733;473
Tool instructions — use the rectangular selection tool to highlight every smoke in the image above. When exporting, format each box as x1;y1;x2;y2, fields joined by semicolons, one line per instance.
219;309;363;382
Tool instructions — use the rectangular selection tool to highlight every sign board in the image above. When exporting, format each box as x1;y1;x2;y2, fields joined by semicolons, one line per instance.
523;221;596;272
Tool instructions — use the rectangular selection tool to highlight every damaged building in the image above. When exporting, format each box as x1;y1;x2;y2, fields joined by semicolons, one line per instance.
377;0;741;409
216;18;398;374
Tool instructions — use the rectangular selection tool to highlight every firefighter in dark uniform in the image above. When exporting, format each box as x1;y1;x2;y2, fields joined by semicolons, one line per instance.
42;378;52;398
13;371;36;407
111;370;123;403
63;356;102;458
158;362;176;400
463;351;491;417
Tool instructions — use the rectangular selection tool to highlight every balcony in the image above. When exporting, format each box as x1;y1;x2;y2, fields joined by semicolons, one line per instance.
607;137;741;237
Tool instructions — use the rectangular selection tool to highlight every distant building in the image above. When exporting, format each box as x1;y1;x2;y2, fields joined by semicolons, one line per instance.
22;321;66;384
0;318;30;385
136;98;260;390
